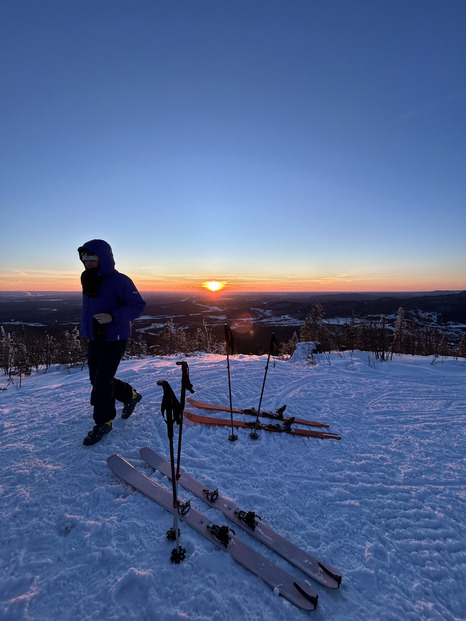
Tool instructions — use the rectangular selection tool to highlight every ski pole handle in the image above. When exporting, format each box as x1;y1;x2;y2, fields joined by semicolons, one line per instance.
269;333;279;356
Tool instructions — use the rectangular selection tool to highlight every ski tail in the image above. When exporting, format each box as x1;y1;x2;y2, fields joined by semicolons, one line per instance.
294;581;319;608
319;562;343;587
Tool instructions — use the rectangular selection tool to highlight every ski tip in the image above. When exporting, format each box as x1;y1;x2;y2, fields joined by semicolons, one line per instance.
107;453;128;475
184;411;203;425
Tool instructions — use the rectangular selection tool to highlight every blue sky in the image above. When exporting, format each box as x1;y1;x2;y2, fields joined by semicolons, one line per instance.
1;0;465;292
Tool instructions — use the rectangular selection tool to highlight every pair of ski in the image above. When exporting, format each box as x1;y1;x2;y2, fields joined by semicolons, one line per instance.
185;397;341;440
219;327;340;440
108;448;342;612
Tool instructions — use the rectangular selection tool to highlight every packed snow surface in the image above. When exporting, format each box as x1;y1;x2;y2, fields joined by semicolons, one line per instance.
1;349;465;620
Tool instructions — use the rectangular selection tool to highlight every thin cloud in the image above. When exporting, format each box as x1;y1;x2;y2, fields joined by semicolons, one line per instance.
393;90;466;123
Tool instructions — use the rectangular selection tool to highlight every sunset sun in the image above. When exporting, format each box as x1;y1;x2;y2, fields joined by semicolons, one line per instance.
203;281;226;292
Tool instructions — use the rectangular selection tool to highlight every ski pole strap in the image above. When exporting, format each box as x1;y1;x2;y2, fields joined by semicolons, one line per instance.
157;380;182;428
177;360;194;396
224;324;235;355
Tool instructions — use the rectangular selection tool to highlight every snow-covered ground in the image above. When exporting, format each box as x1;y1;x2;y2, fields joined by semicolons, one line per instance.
1;349;465;620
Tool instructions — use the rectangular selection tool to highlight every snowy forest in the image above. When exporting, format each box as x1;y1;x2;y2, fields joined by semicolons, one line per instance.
1;304;466;383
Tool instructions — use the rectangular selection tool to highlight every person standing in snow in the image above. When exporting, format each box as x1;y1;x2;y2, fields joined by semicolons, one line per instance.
78;239;146;446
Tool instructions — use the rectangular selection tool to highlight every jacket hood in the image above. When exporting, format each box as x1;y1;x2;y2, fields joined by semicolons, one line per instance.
78;239;116;276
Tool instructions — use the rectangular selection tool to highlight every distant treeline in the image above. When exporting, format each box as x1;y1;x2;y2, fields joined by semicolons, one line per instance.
282;304;466;362
1;305;465;382
0;320;223;383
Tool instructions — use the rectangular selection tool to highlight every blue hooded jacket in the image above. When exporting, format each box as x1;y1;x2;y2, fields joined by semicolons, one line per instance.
78;239;146;341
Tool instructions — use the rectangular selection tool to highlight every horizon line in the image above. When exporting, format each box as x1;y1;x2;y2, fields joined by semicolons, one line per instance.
0;288;464;295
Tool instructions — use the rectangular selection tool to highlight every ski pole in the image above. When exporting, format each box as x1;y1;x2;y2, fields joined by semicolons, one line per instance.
224;324;238;442
157;379;186;563
250;333;279;440
175;360;194;478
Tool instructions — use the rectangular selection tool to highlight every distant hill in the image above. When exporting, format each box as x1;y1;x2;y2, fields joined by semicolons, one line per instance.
266;291;466;324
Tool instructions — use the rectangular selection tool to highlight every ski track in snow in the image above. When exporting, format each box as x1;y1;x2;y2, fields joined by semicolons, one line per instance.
0;350;465;621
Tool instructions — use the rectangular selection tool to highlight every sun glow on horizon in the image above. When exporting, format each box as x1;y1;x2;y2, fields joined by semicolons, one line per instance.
203;280;226;292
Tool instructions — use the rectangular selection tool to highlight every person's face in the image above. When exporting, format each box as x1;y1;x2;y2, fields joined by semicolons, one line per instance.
84;259;99;270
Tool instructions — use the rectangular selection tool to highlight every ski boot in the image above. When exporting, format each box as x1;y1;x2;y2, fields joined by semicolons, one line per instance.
83;421;112;446
122;390;142;419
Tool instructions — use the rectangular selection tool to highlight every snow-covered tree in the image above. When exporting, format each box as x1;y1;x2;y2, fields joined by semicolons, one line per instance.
300;304;333;350
392;307;405;355
458;331;466;359
126;334;148;358
344;312;360;353
0;327;15;377
192;320;222;354
58;327;87;371
158;319;178;355
279;331;299;357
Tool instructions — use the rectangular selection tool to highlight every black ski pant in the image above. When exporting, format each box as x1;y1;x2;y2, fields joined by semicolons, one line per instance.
87;340;134;426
